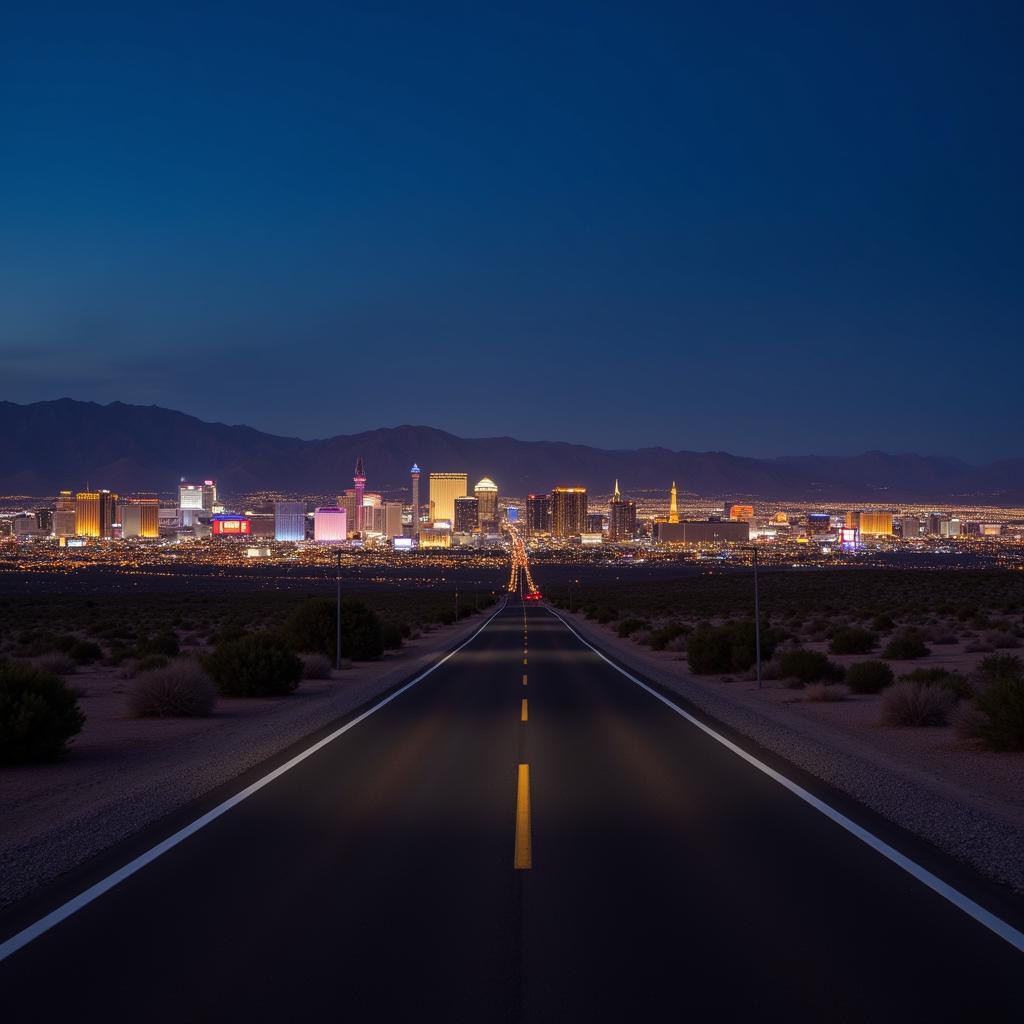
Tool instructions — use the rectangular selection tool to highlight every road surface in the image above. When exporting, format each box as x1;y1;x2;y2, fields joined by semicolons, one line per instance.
1;601;1022;1021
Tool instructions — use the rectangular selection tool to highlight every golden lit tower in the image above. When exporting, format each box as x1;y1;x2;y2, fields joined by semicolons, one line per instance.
669;482;679;524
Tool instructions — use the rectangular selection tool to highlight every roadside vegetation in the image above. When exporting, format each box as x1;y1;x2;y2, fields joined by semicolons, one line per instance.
0;588;499;760
553;569;1024;752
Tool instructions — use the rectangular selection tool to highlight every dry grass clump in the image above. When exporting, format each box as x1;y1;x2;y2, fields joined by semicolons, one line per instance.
127;660;216;718
804;683;850;702
880;682;954;727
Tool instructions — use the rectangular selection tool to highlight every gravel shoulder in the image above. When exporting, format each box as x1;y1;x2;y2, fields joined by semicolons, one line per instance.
0;610;497;908
558;608;1024;893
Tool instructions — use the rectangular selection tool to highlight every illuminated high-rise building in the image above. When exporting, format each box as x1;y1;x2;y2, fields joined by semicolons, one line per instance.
76;490;117;538
118;499;159;539
179;480;216;512
410;464;421;533
429;472;468;525
551;486;588;538
859;511;893;537
274;501;306;542
454;496;479;533
725;503;756;523
314;506;348;543
525;494;551;536
669;482;680;524
353;457;367;533
609;480;638;541
53;490;77;537
474;478;499;532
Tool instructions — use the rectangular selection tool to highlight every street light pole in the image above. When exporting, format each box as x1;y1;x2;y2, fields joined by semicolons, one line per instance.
747;546;762;689
335;548;342;671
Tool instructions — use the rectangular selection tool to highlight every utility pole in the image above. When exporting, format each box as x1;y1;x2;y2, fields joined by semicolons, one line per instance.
744;546;762;689
455;588;459;622
335;549;342;671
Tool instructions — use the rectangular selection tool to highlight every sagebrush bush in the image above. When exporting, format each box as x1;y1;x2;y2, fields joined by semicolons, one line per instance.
804;683;850;702
301;653;334;680
285;599;384;661
880;682;954;727
829;627;877;655
205;632;302;697
882;631;930;660
777;648;844;685
685;621;777;674
845;660;894;695
128;661;216;718
69;640;103;664
964;674;1024;751
0;660;86;763
646;622;689;651
36;653;77;675
618;618;646;638
976;654;1023;683
901;668;972;700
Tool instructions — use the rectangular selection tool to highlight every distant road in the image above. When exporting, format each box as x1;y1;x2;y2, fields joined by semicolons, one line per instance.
1;602;1021;1021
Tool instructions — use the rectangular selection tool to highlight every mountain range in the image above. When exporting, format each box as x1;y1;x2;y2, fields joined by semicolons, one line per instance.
1;398;1020;503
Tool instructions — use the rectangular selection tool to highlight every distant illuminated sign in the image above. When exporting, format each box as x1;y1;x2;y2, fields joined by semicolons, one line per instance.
392;537;414;551
507;507;519;522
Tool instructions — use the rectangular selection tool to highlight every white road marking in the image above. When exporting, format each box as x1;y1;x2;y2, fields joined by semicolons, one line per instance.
0;600;508;964
547;607;1024;955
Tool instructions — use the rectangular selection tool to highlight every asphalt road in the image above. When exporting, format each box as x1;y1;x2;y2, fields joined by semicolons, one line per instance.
2;602;1022;1022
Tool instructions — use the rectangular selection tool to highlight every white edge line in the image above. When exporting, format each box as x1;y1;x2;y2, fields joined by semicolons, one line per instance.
0;598;508;964
547;606;1024;955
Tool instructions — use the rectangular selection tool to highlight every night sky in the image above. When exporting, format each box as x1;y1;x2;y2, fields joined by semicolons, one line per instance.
3;3;1022;460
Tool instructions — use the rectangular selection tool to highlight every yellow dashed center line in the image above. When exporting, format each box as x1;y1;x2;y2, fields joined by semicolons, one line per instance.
522;673;528;686
521;698;528;721
514;764;532;870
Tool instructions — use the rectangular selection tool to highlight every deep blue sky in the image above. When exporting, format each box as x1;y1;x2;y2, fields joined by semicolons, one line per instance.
2;3;1022;460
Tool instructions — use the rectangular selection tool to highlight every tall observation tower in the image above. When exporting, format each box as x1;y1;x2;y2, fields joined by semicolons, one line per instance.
410;464;421;534
669;481;680;524
353;457;366;533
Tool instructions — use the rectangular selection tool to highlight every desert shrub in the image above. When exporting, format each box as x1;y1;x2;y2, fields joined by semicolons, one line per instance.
961;674;1024;751
647;623;689;651
777;648;845;685
976;654;1023;683
617;618;646;638
137;630;180;658
665;634;689;653
845;660;894;695
284;598;384;662
829;627;877;655
380;622;404;651
901;668;973;700
136;653;170;673
434;608;456;626
804;683;850;702
127;661;216;718
983;631;1019;650
591;605;617;624
685;621;777;674
205;632;302;697
871;614;895;632
928;630;959;646
36;653;77;675
965;640;995;654
0;661;86;763
685;626;733;674
880;682;954;727
301;653;334;680
69;640;103;665
882;630;930;660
